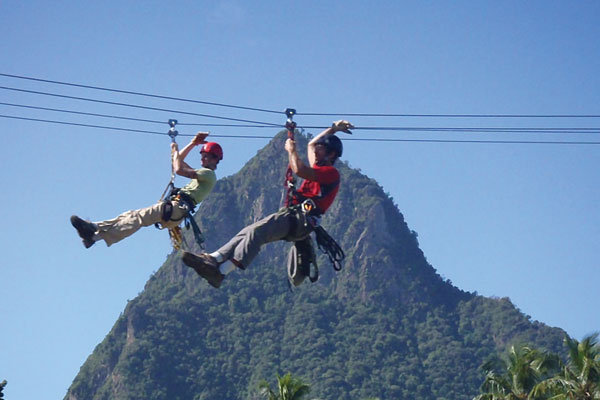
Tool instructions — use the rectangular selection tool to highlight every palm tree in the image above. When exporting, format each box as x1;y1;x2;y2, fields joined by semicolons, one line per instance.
533;333;600;399
474;345;559;400
258;372;311;400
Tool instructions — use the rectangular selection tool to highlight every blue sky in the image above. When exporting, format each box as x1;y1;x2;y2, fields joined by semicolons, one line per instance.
1;1;599;399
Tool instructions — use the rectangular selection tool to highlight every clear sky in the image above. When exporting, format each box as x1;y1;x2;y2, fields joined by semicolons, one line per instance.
1;1;599;399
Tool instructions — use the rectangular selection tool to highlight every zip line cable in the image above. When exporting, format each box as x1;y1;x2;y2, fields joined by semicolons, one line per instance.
0;101;166;125
2;114;600;145
0;72;284;115
1;76;599;143
298;112;600;118
0;114;274;139
0;86;283;127
2;101;599;135
299;125;600;134
0;101;279;128
2;72;600;119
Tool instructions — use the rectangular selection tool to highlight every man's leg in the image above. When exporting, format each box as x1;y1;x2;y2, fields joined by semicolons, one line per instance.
94;202;186;246
183;209;309;288
217;209;294;268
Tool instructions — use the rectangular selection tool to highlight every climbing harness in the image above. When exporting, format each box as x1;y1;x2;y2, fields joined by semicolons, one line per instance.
285;203;345;287
155;119;205;251
160;188;205;251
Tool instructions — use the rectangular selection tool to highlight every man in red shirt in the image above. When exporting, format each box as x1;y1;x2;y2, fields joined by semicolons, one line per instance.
182;120;353;288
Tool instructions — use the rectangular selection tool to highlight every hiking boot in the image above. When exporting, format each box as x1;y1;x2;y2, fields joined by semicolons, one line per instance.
182;252;224;288
82;238;95;249
70;215;97;241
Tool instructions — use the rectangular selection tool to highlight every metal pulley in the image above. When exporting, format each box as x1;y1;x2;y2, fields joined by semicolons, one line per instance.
284;108;296;138
168;119;178;143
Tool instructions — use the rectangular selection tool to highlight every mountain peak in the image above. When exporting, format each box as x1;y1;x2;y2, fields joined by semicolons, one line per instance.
65;132;566;400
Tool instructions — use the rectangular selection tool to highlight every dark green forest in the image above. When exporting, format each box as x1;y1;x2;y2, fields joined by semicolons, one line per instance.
65;133;568;400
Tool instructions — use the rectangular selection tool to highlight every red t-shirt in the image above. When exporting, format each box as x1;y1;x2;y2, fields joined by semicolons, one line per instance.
294;164;340;214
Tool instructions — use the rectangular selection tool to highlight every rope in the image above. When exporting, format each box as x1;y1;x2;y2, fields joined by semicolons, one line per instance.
314;226;345;272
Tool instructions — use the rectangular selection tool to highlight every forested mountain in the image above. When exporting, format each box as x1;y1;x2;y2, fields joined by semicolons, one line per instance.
65;132;567;400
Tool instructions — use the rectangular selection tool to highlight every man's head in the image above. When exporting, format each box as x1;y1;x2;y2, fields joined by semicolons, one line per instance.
314;135;343;165
200;142;223;170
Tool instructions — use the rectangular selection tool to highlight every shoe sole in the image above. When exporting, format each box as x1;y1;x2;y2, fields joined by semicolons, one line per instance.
70;216;95;240
182;252;223;288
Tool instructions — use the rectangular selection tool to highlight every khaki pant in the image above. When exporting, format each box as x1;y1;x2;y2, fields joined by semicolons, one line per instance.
217;207;313;268
96;201;188;246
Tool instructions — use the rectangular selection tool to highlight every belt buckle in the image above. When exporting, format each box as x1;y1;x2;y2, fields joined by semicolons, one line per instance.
301;199;316;214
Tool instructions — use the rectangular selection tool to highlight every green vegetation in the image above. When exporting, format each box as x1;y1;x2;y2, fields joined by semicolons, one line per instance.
65;133;569;400
474;334;600;399
258;373;310;400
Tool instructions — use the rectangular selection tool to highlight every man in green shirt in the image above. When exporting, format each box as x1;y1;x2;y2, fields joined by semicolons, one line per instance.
70;133;221;248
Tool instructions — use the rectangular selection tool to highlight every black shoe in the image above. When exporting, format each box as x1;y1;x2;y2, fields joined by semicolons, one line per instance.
182;252;225;288
70;215;97;242
82;238;95;249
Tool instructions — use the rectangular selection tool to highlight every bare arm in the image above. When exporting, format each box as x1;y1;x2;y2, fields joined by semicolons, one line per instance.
285;138;317;181
172;132;208;179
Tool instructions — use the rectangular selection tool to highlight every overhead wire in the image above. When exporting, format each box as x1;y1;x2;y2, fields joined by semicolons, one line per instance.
0;72;284;115
297;112;600;118
2;114;600;145
3;72;600;119
0;114;274;139
0;101;166;125
2;101;599;135
0;86;283;127
1;72;599;145
0;101;279;128
298;125;600;134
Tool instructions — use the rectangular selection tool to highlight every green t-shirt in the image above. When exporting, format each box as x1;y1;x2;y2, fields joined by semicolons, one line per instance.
179;168;217;205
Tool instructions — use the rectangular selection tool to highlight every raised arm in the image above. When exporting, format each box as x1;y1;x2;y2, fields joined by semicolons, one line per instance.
285;138;316;181
172;132;208;179
307;120;353;166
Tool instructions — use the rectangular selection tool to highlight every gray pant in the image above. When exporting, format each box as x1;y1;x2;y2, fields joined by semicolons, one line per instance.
217;207;312;268
95;200;188;246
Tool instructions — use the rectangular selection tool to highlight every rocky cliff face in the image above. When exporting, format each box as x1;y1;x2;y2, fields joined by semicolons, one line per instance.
65;132;567;400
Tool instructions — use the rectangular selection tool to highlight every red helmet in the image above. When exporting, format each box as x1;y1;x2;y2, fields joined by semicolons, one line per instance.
200;142;223;160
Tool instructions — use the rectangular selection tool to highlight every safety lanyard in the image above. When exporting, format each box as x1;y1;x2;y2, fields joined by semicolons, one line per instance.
283;108;297;207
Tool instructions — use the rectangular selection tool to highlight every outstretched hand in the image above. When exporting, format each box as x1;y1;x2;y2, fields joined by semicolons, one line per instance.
331;120;354;134
192;132;209;145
